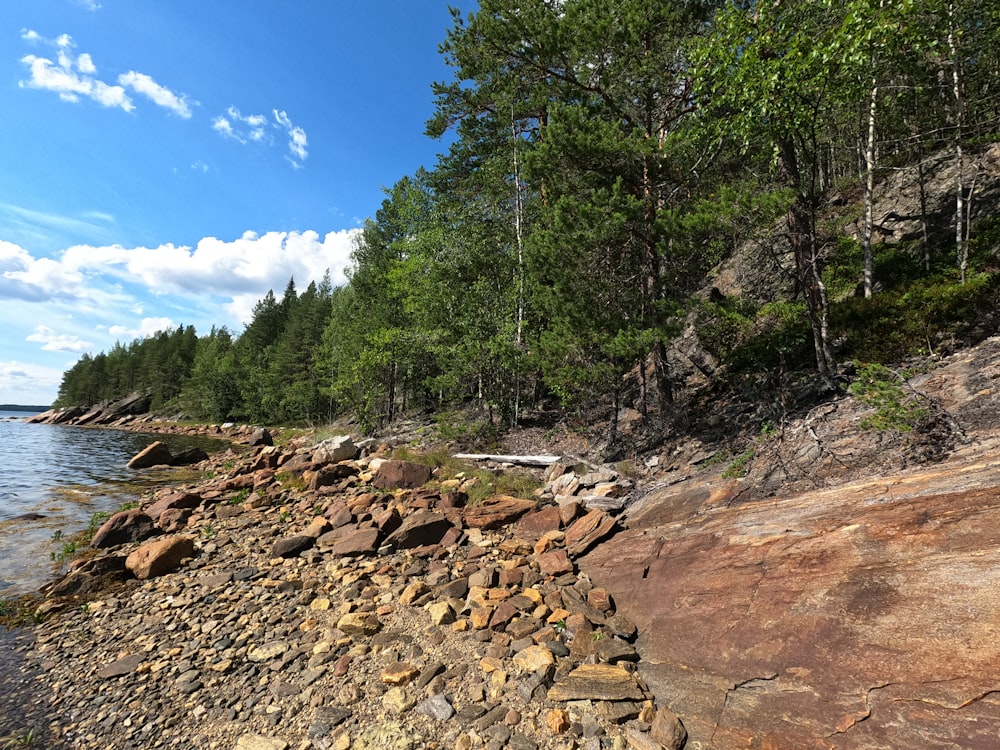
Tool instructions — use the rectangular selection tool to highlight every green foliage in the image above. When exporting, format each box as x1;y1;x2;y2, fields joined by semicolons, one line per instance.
848;362;929;432
0;728;37;748
0;594;45;628
723;447;755;479
48;0;1000;445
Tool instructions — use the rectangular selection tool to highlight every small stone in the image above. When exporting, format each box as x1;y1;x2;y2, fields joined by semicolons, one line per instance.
381;662;420;686
234;735;288;750
547;708;571;734
338;611;382;638
382;686;416;714
427;601;455;625
248;642;289;662
96;653;144;679
512;644;556;673
416;693;455;721
400;581;430;605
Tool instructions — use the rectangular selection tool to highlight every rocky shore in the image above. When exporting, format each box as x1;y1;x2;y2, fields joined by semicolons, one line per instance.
1;432;684;750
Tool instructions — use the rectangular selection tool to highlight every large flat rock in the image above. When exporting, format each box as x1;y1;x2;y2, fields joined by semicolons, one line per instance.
582;447;1000;749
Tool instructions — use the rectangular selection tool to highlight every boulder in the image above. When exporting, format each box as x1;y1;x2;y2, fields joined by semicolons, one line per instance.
170;447;209;466
462;495;536;530
125;535;195;579
384;510;453;550
249;428;273;447
372;459;432;489
127;441;173;469
47;555;130;598
311;435;358;464
91;509;157;548
270;535;314;558
145;491;201;519
329;527;382;557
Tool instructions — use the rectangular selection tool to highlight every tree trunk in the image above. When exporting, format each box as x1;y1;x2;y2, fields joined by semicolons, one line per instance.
948;2;967;284
778;137;835;386
863;75;878;298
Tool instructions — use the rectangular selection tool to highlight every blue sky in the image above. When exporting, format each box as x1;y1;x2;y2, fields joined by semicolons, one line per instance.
0;0;471;405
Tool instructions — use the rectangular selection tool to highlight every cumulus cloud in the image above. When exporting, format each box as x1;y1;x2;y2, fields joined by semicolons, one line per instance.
5;229;354;319
107;317;175;340
118;71;193;118
274;109;308;167
26;325;93;353
0;360;65;403
0;239;86;302
19;31;132;110
19;31;192;118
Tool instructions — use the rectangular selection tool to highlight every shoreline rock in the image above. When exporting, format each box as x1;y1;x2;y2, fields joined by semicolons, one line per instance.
2;433;675;750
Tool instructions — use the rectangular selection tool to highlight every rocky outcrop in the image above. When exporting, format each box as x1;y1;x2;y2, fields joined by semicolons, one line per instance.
583;435;1000;750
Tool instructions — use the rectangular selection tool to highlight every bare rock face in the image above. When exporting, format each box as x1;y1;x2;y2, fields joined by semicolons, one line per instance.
582;459;1000;749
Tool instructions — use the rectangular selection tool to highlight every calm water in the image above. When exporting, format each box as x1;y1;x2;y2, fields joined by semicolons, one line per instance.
0;411;229;595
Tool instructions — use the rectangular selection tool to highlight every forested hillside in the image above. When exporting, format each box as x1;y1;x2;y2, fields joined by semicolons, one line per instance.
55;0;1000;450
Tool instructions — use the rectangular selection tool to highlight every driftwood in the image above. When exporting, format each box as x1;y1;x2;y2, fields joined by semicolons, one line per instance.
453;453;561;467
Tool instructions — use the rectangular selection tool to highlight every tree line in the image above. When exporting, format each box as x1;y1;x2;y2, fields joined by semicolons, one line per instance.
56;0;1000;438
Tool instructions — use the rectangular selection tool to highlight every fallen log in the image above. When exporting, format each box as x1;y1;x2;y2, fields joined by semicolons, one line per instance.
453;453;561;467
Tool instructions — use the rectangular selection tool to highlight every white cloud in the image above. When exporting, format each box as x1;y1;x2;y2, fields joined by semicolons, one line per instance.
107;317;175;340
213;106;270;145
19;31;132;110
0;360;64;404
274;109;308;167
118;71;193;118
75;0;102;10
0;240;86;302
26;325;93;353
19;31;191;118
214;107;308;168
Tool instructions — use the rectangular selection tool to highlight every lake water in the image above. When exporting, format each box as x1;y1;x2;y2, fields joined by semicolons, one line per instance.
0;411;229;595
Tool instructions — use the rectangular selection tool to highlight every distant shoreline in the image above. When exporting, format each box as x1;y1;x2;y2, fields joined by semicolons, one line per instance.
0;405;49;413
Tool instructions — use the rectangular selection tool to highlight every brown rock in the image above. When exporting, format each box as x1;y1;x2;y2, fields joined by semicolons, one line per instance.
157;507;192;532
372;459;432;489
384;510;453;550
125;535;196;579
463;495;536;530
547;663;646;701
535;549;574;577
330;527;381;557
270;535;315;558
587;586;613;612
303;516;332;538
546;708;571;734
337;612;381;638
91;509;157;548
564;509;617;557
145;491;201;519
516;505;563;538
381;662;419;685
650;706;688;750
582;471;1000;749
126;441;173;469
